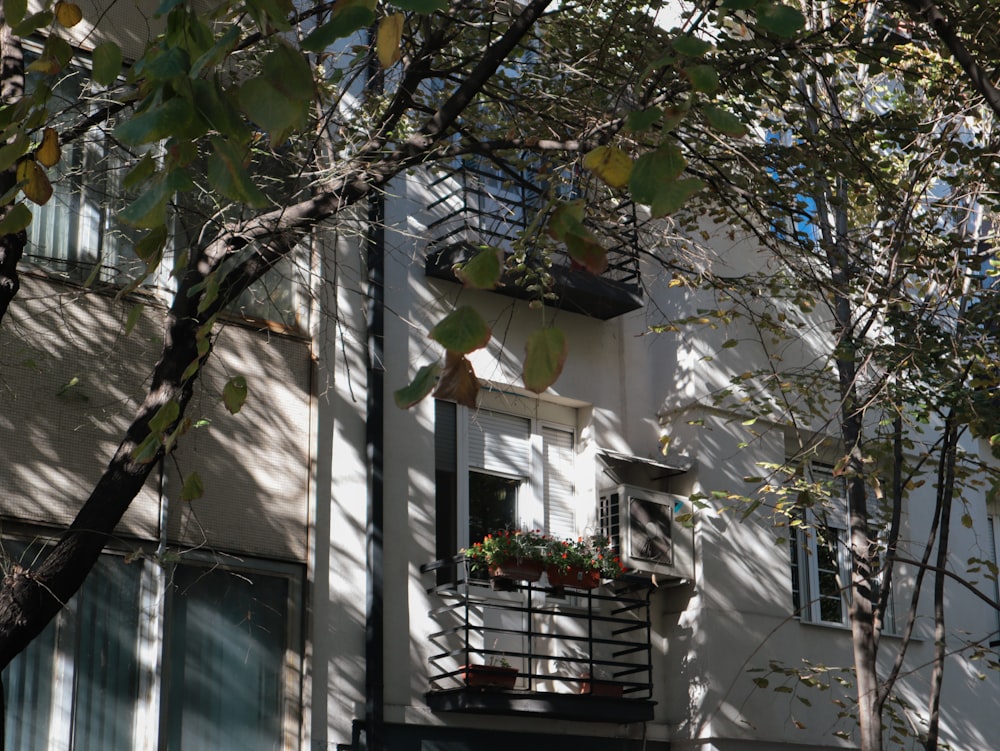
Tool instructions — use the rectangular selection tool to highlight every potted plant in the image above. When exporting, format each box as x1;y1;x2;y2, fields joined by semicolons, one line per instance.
463;529;548;588
578;671;624;698
543;535;625;590
461;657;518;689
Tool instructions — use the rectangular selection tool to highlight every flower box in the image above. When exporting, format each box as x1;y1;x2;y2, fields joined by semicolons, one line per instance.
546;565;600;590
489;559;544;585
579;676;624;697
461;664;518;689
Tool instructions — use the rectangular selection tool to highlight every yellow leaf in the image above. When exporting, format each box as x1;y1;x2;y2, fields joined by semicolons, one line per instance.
377;13;404;69
583;145;633;189
16;159;53;206
35;127;60;167
55;1;83;27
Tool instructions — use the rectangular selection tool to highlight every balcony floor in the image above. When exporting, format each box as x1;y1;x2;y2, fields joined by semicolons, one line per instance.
426;243;643;320
426;686;656;723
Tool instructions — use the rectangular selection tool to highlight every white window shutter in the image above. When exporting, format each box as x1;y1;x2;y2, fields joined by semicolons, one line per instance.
543;426;575;538
467;410;531;476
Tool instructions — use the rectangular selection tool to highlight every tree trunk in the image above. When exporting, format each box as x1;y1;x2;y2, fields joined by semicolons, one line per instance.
0;285;207;668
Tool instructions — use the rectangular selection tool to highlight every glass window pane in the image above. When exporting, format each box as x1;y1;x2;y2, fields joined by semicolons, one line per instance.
71;555;142;751
166;565;289;751
469;471;519;543
816;527;844;623
3;616;57;750
3;542;57;750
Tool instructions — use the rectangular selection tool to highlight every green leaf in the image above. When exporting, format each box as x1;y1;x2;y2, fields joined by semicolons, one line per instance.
131;433;161;464
238;45;314;143
301;0;376;51
962;513;974;529
142;46;190;81
672;36;713;57
192;78;250;142
721;0;757;7
626;107;662;132
651;177;704;217
148;400;180;434
429;306;491;354
0;202;32;236
703;104;748;137
722;338;739;348
13;10;53;37
223;375;248;414
757;2;806;37
135;225;168;264
630;144;686;198
114;96;200;146
456;247;503;289
125;303;144;336
684;64;719;94
4;0;27;28
523;327;567;393
92;42;123;86
246;0;294;31
190;24;241;79
123;153;157;191
394;362;442;408
239;77;308;143
546;200;585;241
181;471;205;501
119;168;195;228
391;0;447;11
207;136;268;206
564;226;607;274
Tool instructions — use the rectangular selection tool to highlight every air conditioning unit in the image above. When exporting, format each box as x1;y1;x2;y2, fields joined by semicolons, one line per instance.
598;485;694;581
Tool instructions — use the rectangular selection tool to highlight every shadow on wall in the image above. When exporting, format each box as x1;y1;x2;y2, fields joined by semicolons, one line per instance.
652;408;1000;749
0;272;312;562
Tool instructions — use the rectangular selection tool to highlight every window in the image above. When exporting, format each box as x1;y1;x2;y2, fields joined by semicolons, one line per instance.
435;394;580;564
789;463;894;630
2;543;301;751
25;66;145;287
24;57;311;330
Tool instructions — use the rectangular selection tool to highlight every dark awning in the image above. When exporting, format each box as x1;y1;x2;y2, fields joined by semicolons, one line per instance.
598;448;690;486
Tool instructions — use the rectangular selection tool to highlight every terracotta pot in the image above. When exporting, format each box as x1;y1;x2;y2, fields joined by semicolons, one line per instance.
545;565;600;590
489;559;544;584
579;677;624;697
461;664;518;689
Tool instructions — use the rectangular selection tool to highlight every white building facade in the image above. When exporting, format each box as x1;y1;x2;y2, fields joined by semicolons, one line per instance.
1;5;1000;751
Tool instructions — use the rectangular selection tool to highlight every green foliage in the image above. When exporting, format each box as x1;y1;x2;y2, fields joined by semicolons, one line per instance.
222;376;248;414
180;471;205;501
394;363;442;409
522;327;567;394
429;307;491;354
455;248;503;290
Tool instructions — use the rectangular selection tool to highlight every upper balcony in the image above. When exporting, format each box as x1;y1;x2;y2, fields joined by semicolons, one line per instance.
424;164;644;320
420;556;656;723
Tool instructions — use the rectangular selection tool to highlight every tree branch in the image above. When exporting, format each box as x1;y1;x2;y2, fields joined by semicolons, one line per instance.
900;0;1000;118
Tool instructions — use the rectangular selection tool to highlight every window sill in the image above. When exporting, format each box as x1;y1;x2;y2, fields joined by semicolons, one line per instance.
794;617;913;640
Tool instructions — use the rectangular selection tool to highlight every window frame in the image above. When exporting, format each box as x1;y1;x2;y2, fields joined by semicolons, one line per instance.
436;391;583;559
789;462;896;632
1;537;304;751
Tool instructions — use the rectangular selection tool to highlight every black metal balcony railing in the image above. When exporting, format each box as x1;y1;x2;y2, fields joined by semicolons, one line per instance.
424;163;644;320
420;556;656;723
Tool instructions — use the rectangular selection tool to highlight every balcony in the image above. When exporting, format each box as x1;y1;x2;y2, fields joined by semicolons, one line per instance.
420;556;656;723
424;164;644;320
